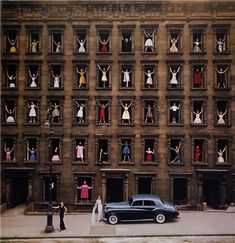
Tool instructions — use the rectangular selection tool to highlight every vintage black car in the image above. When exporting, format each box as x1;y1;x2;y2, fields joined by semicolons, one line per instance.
104;194;179;225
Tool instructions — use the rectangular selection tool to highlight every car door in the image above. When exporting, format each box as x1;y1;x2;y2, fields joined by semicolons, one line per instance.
130;200;145;220
142;200;156;219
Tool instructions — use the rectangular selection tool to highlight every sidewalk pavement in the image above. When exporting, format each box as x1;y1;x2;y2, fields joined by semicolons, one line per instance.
0;205;235;241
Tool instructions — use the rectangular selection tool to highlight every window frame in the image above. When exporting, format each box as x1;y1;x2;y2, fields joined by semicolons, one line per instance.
141;62;158;90
73;61;89;90
141;135;158;165
213;24;230;54
166;61;184;90
2;97;17;125
72;136;88;165
24;97;40;126
167;135;184;165
190;61;207;90
95;96;112;126
166;24;183;55
214;97;231;127
48;62;64;90
118;25;135;54
119;62;135;90
72;97;89;126
3;25;20;54
96;26;112;54
25;61;42;90
47;97;64;126
46;136;63;165
167;97;184;126
213;60;231;90
141;24;158;54
26;25;42;54
23;136;40;163
96;61;112;90
95;136;112;165
118;97;135;126
73;26;89;54
2;136;17;163
191;137;208;165
48;25;65;54
214;136;232;166
118;135;135;165
2;61;19;90
141;97;158;126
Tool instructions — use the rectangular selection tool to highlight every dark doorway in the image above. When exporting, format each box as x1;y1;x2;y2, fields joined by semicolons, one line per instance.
203;179;220;209
173;178;187;204
12;177;28;206
138;177;152;194
106;178;123;203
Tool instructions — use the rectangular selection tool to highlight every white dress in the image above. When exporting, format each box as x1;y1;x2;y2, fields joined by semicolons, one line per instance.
54;77;60;88
123;72;130;83
146;73;153;85
29;104;36;117
217;115;225;124
6;115;15;123
145;38;153;47
218;152;225;163
193;42;201;52
122;106;130;120
77;106;84;118
91;199;103;225
217;41;223;52
56;46;61;52
101;71;108;82
8;77;15;87
79;42;85;52
170;72;178;85
193;114;202;124
30;77;37;87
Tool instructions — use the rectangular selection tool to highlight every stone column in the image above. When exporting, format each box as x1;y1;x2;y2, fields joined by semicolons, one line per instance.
101;172;106;203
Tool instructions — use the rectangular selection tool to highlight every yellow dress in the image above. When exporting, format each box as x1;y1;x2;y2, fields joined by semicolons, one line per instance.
10;46;16;53
79;72;86;84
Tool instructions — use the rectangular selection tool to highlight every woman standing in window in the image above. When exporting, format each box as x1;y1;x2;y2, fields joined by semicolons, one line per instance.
76;67;86;88
29;69;39;88
8;36;17;53
169;35;179;53
120;100;133;124
169;66;180;87
4;144;14;161
97;65;110;88
28;101;38;123
193;107;203;124
31;39;39;53
122;68;132;88
5;105;15;123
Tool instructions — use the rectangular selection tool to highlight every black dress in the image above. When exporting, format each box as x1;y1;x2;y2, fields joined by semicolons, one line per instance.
59;205;66;230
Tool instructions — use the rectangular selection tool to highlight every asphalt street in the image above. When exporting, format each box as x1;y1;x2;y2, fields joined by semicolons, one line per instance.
0;205;235;242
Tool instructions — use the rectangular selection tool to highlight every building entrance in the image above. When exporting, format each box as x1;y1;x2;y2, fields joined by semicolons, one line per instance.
12;177;28;206
203;179;220;209
106;178;123;203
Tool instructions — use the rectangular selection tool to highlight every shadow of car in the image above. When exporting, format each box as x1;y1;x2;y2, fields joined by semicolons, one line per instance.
104;194;180;225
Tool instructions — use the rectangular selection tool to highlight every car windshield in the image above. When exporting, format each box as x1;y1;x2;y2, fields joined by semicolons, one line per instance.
128;196;133;205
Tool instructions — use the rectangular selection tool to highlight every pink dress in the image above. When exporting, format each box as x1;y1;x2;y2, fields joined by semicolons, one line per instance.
80;185;90;199
6;151;11;160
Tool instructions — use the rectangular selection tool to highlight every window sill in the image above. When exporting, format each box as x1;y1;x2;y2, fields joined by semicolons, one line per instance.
190;51;207;55
25;87;41;90
141;161;158;166
72;122;88;126
72;161;88;165
24;122;40;126
192;162;208;166
118;161;135;165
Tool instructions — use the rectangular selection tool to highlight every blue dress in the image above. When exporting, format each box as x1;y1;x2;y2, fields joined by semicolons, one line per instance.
122;144;130;155
29;151;36;161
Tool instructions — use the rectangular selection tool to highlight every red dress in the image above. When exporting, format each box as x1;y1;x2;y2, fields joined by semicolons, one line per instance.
194;148;201;161
80;185;89;199
99;106;105;119
101;43;108;52
146;152;153;161
193;71;202;86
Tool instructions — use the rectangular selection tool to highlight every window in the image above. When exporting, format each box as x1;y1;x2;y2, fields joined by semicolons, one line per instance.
168;137;184;165
26;63;41;89
136;176;155;194
48;63;64;89
97;28;112;54
24;137;39;163
25;98;40;125
73;137;88;164
2;98;16;124
191;138;207;164
96;98;111;125
190;98;207;126
132;200;143;206
47;137;62;164
190;25;207;54
144;200;155;206
73;98;88;125
142;98;157;126
96;63;112;89
142;137;158;164
141;25;158;53
167;62;183;90
119;26;135;53
48;26;64;54
73;62;89;89
119;98;135;126
214;98;230;126
3;26;20;54
2;62;18;89
166;25;183;54
76;176;93;202
74;27;88;54
215;137;231;165
214;62;231;90
2;137;16;163
95;138;110;165
190;61;207;90
213;25;230;54
142;63;158;90
47;98;63;125
119;63;134;89
119;137;134;164
26;26;42;53
167;98;183;125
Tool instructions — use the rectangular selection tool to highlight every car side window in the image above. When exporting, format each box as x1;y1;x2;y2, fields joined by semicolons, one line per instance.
144;200;156;206
132;200;143;206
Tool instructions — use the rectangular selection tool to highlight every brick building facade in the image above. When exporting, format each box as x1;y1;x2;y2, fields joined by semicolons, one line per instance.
1;0;235;211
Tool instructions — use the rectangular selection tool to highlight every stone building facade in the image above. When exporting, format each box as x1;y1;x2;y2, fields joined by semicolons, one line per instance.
1;0;235;211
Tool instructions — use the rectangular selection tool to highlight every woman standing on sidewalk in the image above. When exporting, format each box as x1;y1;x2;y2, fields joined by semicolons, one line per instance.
52;202;67;231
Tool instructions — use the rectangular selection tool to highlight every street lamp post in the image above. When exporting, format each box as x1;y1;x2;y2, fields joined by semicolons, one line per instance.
45;108;54;233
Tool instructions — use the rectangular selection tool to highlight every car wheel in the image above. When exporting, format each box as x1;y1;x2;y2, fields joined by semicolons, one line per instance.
155;213;166;224
108;214;119;225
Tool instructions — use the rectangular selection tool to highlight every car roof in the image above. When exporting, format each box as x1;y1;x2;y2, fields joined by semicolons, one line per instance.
131;194;161;201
